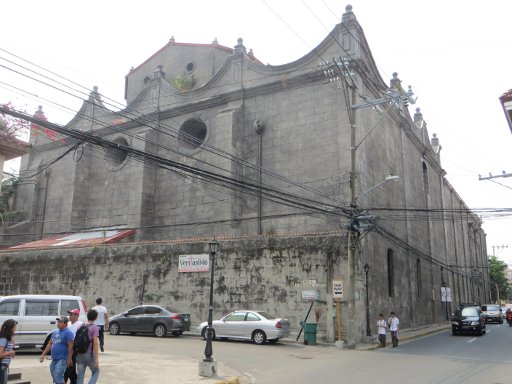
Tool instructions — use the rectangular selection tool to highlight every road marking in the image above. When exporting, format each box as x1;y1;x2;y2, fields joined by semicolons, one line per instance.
467;338;477;343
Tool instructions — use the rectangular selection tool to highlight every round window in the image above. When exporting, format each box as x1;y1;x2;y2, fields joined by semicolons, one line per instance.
179;118;207;151
186;62;195;73
106;137;129;166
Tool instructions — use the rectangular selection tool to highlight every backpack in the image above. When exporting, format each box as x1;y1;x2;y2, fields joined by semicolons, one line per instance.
73;325;91;353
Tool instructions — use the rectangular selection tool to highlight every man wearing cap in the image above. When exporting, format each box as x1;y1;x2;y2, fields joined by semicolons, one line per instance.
39;316;74;384
65;309;83;384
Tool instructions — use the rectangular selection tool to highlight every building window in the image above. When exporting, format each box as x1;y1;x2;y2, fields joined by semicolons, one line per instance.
417;259;422;297
106;136;129;166
387;249;394;297
422;162;429;194
179;118;207;151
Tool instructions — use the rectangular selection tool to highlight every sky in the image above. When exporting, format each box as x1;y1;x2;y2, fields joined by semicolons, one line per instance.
1;0;511;264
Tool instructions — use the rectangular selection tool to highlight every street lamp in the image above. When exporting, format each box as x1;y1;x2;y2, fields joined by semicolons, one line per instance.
204;239;219;362
352;175;399;204
363;263;371;336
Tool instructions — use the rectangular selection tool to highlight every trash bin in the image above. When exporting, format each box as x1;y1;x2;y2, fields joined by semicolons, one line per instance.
302;322;317;345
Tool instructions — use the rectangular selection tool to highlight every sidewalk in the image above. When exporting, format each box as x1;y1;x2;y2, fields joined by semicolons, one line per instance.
11;351;243;384
10;323;450;383
355;322;451;351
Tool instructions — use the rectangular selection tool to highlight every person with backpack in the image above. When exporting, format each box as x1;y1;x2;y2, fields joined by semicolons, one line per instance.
0;319;17;384
39;316;74;384
76;309;100;384
65;309;83;384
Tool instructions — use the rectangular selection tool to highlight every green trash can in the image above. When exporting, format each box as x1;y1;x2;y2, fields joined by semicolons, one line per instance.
302;322;317;345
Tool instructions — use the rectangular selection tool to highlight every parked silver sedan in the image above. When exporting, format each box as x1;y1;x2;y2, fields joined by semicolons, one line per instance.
109;305;190;337
197;310;290;345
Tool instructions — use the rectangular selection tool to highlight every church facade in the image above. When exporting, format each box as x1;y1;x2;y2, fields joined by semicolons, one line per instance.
4;6;488;345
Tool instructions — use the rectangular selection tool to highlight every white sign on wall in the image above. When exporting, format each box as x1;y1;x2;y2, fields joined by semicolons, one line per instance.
332;280;343;299
440;286;452;302
178;254;209;272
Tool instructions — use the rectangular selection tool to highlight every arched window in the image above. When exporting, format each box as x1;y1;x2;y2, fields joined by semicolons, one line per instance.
422;162;429;194
417;259;422;297
387;249;395;297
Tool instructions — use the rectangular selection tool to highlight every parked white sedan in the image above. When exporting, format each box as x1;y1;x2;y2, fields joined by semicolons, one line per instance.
197;310;290;345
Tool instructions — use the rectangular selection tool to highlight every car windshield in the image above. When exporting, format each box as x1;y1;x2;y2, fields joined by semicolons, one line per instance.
482;305;499;311
163;307;180;314
461;308;479;316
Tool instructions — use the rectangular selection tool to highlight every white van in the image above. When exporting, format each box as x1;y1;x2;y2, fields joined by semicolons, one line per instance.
0;294;88;349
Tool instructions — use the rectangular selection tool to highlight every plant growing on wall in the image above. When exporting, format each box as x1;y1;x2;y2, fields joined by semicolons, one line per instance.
171;73;196;91
0;175;21;225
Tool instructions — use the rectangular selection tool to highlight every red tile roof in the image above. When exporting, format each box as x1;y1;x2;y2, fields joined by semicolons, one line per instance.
9;229;136;250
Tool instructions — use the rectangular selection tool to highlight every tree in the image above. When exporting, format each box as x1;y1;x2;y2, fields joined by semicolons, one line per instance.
488;255;509;303
0;175;20;225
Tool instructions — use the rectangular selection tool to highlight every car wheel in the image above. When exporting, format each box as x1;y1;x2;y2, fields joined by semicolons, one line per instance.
109;322;121;335
154;324;167;338
452;328;457;336
252;330;267;345
201;327;216;340
171;331;182;337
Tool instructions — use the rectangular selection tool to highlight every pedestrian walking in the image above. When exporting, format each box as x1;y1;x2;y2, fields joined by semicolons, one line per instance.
92;298;108;353
376;313;387;347
76;309;100;384
0;319;17;384
39;316;74;384
65;309;83;384
388;311;399;347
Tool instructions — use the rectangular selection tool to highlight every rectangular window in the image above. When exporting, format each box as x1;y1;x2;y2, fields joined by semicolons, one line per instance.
25;300;59;316
387;249;394;297
60;300;79;316
0;300;20;316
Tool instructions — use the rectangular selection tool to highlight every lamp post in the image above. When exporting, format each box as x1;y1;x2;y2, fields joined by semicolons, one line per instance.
363;263;371;336
204;239;219;362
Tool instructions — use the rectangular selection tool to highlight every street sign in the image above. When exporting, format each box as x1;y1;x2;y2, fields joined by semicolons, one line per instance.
333;280;343;298
301;290;320;301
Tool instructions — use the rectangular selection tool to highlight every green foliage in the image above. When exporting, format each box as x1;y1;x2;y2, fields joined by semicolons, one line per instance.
171;73;196;91
488;255;509;302
0;175;21;224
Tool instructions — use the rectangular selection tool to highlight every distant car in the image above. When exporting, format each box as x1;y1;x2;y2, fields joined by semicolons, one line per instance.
481;304;503;323
109;305;190;337
197;310;290;345
451;306;486;336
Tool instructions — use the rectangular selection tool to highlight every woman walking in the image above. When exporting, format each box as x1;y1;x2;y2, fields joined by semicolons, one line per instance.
0;319;16;384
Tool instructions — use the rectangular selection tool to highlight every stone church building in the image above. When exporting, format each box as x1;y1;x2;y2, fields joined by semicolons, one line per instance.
2;6;489;345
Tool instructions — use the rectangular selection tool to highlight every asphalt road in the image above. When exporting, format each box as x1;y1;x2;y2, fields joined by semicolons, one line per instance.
12;324;512;383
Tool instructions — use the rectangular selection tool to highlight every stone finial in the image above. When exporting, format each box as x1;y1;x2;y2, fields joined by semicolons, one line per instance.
414;107;424;129
35;105;44;115
152;64;165;79
234;37;246;55
169;36;175;43
212;37;218;45
342;4;356;23
248;48;254;57
90;86;103;106
431;133;441;154
390;72;401;91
